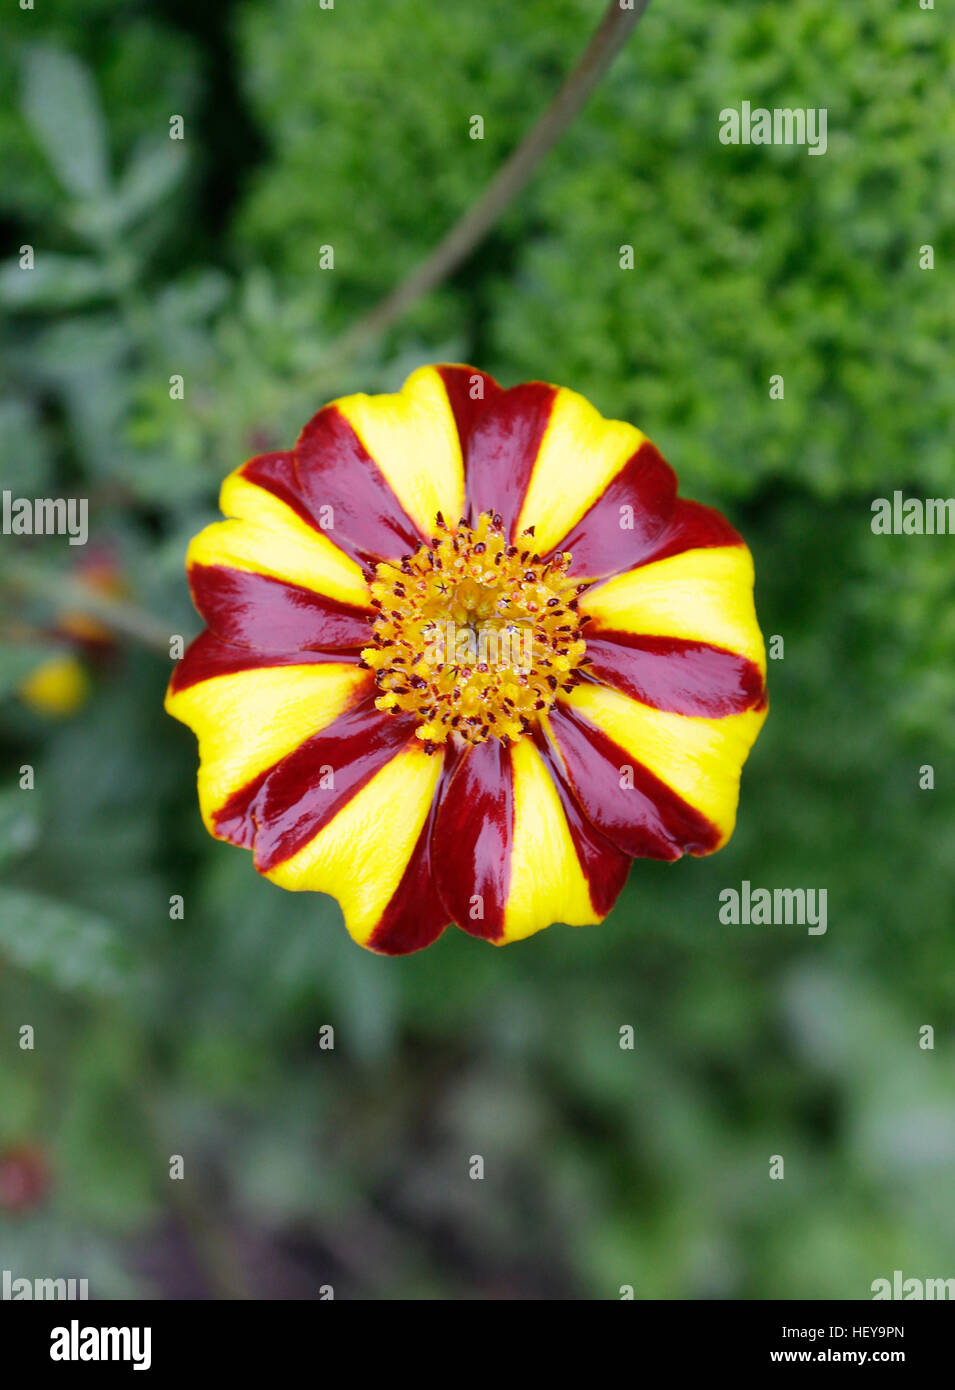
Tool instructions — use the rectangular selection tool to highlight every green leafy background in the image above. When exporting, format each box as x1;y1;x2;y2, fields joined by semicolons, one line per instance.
0;0;953;1298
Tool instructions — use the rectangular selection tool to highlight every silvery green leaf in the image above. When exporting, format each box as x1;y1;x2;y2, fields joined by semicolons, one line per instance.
110;140;186;229
21;45;110;200
0;254;115;310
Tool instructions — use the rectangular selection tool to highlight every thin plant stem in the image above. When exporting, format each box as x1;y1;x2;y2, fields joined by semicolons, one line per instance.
325;0;653;366
4;564;172;657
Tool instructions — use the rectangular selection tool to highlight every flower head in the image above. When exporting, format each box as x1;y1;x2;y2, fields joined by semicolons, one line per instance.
18;652;90;717
17;545;126;718
166;366;767;953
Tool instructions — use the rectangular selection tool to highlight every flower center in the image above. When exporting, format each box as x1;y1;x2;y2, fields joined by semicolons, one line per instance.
360;511;589;751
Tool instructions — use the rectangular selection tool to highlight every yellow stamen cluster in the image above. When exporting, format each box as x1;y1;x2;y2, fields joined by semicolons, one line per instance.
360;511;590;751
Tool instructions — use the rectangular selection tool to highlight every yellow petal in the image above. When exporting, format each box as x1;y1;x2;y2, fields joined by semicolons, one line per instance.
502;737;600;942
189;465;371;609
334;366;465;537
264;741;442;946
516;386;645;554
581;545;766;673
561;682;767;848
165;663;368;833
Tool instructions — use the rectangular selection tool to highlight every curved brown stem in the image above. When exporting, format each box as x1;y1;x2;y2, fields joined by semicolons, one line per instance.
327;0;653;364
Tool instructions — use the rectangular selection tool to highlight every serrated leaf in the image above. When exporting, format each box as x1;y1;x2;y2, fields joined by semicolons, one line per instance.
21;46;109;200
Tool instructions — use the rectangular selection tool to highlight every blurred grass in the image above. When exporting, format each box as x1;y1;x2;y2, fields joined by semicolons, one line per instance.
0;0;953;1298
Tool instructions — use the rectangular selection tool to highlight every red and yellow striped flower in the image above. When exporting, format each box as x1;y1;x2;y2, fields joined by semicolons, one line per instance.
166;366;768;954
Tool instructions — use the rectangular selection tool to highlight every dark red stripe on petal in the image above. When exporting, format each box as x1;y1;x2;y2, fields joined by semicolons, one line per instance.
237;451;323;533
532;729;630;917
188;564;371;654
584;633;765;718
218;698;418;872
635;497;743;568
168;632;362;695
294;404;425;564
438;366;557;538
545;704;721;862
556;441;677;580
430;738;514;941
211;764;266;850
366;813;449;956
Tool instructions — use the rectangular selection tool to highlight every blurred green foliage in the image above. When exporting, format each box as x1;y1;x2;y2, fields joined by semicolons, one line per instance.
0;0;953;1299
